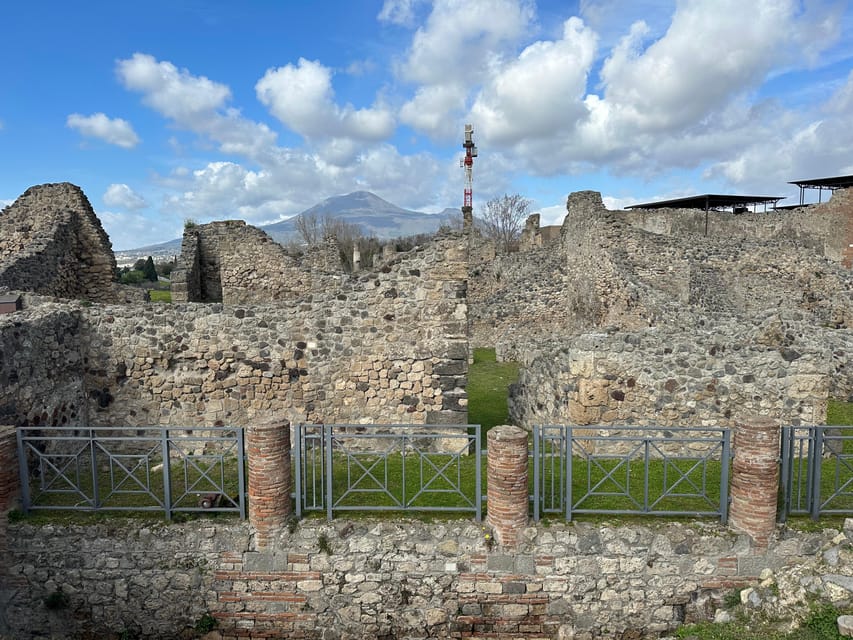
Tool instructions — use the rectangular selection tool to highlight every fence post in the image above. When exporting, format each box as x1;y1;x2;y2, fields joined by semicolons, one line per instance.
247;420;292;549
0;426;19;512
729;417;780;551
487;425;529;549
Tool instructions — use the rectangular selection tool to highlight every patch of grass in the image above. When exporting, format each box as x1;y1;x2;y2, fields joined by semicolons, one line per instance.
468;348;519;432
148;289;171;303
827;400;853;426
677;601;848;640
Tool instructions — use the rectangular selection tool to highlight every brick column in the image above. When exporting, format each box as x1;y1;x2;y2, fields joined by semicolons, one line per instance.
247;421;292;549
729;417;780;550
487;425;529;549
0;426;19;512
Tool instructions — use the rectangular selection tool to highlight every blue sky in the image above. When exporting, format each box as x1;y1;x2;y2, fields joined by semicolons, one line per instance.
1;0;852;250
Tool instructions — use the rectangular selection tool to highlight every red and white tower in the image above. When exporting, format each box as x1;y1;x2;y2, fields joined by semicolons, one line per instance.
461;123;477;228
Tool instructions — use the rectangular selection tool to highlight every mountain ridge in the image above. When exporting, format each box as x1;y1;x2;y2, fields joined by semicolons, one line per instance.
116;191;460;263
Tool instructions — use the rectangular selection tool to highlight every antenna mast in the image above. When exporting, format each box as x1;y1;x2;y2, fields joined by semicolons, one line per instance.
461;123;477;228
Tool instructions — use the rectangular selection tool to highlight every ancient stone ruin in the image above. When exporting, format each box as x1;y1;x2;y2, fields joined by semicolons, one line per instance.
1;182;853;639
466;189;853;431
0;183;129;303
0;184;469;431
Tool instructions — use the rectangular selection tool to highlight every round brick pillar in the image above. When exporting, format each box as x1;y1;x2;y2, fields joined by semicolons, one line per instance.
487;425;529;549
729;417;780;550
247;421;292;549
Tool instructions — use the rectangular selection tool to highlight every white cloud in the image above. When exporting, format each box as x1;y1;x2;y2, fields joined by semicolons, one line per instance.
397;0;535;136
256;58;394;143
538;203;567;226
377;0;425;26
117;53;230;121
117;53;277;162
706;69;853;194
103;183;148;210
66;112;140;148
470;17;597;145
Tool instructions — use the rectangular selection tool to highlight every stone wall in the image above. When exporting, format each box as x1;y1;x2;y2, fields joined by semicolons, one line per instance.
171;221;344;305
620;188;853;266
1;231;469;431
3;517;851;639
0;183;121;303
0;304;86;428
509;312;853;432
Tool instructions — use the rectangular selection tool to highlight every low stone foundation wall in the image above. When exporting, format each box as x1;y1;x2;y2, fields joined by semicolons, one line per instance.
3;517;851;639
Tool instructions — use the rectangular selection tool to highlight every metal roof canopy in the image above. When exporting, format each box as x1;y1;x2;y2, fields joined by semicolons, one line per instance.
626;194;785;235
789;174;853;205
626;194;784;211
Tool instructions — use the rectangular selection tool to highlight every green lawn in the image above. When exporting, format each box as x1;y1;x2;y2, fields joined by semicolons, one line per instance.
467;348;519;432
149;289;172;303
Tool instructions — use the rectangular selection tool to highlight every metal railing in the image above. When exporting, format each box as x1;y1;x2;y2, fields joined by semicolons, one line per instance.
780;426;853;520
16;426;246;519
293;423;482;520
532;425;731;522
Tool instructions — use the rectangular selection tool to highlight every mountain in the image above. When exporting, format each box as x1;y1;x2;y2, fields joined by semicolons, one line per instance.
261;191;456;243
115;191;459;263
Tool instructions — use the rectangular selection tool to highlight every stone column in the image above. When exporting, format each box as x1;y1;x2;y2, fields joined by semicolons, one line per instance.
487;425;529;548
0;426;19;512
729;417;780;550
247;421;292;549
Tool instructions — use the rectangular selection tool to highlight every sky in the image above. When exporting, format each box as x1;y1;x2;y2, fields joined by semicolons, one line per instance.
1;0;852;250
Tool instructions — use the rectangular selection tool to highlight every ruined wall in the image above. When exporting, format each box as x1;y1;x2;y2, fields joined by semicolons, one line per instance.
476;190;853;363
0;183;120;303
1;232;469;430
4;518;851;639
620;188;853;266
171;221;344;304
509;312;853;431
0;304;86;428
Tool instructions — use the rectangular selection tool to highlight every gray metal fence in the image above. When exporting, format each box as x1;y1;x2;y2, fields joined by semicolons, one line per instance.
293;423;482;520
532;425;731;522
780;425;853;520
16;426;246;519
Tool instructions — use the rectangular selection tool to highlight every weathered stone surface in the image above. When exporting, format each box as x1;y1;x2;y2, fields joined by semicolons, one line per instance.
2;518;851;640
0;183;127;303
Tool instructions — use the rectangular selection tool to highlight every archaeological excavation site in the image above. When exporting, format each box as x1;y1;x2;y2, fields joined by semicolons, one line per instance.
1;181;853;639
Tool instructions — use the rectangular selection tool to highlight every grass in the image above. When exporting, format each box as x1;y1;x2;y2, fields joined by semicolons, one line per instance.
467;347;519;432
827;399;853;429
148;289;171;303
14;367;853;526
677;601;848;640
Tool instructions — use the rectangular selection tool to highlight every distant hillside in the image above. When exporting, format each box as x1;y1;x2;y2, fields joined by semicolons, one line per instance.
262;191;457;243
116;191;458;263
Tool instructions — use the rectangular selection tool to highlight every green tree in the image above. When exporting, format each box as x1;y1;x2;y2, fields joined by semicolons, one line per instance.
142;256;158;282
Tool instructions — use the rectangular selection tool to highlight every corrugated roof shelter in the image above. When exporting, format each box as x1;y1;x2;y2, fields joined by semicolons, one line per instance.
626;194;785;236
789;174;853;205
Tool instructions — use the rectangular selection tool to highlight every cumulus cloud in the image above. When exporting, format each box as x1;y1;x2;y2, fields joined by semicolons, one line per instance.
103;183;148;210
66;112;140;148
256;58;394;143
397;0;535;136
451;0;843;182
706;69;853;193
470;17;597;145
117;53;277;162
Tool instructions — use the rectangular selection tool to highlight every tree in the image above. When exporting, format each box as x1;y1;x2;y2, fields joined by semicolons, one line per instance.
294;212;374;272
142;256;158;282
480;194;532;253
